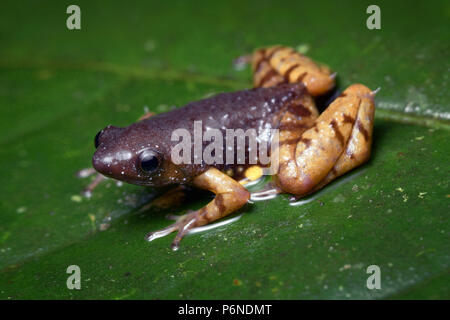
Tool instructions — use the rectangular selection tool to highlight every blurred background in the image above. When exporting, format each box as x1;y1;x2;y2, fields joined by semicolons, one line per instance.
0;0;448;299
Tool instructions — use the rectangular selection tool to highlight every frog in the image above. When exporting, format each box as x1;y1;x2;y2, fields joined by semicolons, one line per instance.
90;45;376;250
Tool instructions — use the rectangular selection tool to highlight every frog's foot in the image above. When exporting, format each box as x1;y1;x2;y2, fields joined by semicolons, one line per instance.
249;183;281;202
145;210;201;250
275;84;376;196
76;168;107;198
233;54;252;71
145;168;250;250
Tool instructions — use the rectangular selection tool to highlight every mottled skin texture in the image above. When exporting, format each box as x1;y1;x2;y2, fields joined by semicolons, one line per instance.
90;45;376;250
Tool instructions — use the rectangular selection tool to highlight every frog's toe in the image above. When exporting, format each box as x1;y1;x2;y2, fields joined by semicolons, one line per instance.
145;210;198;250
145;224;178;242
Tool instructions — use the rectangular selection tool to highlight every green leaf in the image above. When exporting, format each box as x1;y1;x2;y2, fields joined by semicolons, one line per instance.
0;0;449;299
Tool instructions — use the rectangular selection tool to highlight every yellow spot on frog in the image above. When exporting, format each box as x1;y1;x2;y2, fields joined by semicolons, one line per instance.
396;187;404;192
244;165;263;181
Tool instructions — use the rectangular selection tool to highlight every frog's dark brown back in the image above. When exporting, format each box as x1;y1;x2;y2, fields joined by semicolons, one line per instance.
133;83;308;175
144;83;307;135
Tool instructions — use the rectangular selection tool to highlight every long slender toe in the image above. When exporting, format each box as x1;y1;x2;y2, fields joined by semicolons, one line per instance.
145;225;177;242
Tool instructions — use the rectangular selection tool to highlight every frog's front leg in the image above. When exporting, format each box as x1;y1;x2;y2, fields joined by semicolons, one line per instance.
76;168;107;197
275;84;375;196
145;168;250;250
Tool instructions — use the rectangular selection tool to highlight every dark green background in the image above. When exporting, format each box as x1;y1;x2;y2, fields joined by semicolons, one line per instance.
0;0;449;299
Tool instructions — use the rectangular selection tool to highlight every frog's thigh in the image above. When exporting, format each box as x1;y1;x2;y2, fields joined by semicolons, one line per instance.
276;84;374;196
146;168;250;250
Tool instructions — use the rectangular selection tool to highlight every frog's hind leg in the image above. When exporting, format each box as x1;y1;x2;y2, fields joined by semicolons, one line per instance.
275;84;375;196
145;168;250;250
251;45;336;96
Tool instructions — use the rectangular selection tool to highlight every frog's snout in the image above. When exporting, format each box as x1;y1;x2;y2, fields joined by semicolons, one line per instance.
92;148;135;178
91;125;131;177
92;152;109;176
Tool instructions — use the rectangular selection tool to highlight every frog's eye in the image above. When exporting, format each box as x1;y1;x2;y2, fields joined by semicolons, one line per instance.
139;150;160;173
94;130;102;149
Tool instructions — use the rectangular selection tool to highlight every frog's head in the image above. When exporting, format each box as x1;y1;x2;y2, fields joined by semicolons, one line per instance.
92;123;189;187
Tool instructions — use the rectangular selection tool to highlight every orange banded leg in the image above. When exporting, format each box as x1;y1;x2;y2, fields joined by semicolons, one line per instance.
275;84;375;196
313;84;375;191
252;45;336;96
145;168;250;250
